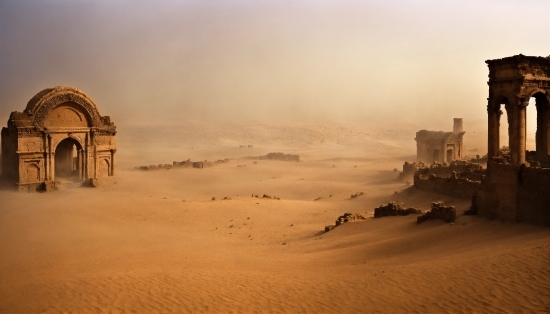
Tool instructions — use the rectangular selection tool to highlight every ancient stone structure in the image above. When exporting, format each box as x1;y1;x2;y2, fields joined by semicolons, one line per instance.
486;55;550;165
246;152;300;162
415;119;465;163
413;170;481;199
475;55;550;226
1;86;116;191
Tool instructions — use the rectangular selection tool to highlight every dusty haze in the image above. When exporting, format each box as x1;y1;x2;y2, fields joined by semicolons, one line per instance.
1;1;549;313
1;0;548;128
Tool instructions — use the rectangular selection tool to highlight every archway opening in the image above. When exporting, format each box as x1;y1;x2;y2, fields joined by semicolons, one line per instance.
526;97;537;151
495;97;510;156
532;92;550;157
55;138;83;179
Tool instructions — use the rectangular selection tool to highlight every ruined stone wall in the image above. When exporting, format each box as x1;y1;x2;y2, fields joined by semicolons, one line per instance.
476;162;550;225
400;160;482;181
414;173;481;199
422;161;482;178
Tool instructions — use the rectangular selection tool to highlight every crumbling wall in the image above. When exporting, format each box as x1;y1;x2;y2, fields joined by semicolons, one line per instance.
247;152;300;162
399;160;482;181
414;172;481;199
418;161;482;178
135;158;230;171
475;161;550;226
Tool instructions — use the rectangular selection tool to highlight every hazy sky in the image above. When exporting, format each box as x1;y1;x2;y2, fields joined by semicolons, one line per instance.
0;0;548;127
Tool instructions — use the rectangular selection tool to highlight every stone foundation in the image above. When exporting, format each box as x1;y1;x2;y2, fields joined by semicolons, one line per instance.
474;160;550;226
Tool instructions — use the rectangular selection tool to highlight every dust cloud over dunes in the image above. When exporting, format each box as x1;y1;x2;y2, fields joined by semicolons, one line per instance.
1;120;549;313
1;0;550;313
116;120;419;168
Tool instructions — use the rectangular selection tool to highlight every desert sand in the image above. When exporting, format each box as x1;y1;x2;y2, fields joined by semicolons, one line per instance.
0;121;548;313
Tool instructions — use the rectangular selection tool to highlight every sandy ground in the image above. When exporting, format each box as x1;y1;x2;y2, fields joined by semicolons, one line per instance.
0;122;548;313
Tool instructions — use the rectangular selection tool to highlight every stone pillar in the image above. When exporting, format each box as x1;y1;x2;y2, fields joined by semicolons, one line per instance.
43;133;48;181
487;105;500;160
453;118;463;133
85;132;90;179
77;149;82;180
47;135;53;181
111;149;116;176
517;102;527;165
510;102;527;165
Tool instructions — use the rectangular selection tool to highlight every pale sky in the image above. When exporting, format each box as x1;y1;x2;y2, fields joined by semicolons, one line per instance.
0;0;548;129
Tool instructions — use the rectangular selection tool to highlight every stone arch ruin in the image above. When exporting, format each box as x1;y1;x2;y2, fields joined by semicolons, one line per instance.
1;86;117;191
475;55;550;225
415;118;465;163
486;54;550;165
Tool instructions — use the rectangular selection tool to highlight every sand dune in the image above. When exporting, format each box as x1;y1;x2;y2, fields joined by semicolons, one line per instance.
0;122;548;313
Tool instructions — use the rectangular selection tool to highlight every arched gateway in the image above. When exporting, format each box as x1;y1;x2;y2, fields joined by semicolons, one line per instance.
1;86;117;191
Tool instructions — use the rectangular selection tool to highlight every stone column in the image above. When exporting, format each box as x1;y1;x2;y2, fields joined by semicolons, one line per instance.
510;102;527;165
43;133;48;181
517;102;527;164
487;105;500;160
47;135;53;181
85;132;90;179
77;149;82;180
111;149;116;176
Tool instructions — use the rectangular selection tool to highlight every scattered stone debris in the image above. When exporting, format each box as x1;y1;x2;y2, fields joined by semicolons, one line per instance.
252;194;280;200
350;192;365;199
373;202;421;218
417;202;456;223
211;197;216;201
324;212;367;232
222;196;231;200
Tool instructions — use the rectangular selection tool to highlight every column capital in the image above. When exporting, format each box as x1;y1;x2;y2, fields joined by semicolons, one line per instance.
517;98;529;107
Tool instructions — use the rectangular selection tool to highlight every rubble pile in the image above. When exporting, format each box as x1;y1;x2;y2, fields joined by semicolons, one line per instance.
373;202;421;218
324;212;367;232
417;202;456;223
252;194;281;200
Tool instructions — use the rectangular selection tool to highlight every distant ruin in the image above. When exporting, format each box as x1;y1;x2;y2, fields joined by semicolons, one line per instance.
1;86;117;191
415;119;465;163
246;152;300;162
